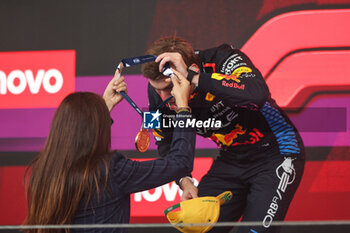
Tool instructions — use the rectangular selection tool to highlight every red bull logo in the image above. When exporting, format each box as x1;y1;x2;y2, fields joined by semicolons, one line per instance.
211;73;241;83
210;124;247;146
210;126;264;147
222;81;245;90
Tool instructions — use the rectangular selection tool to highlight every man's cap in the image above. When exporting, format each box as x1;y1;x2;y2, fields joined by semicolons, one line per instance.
164;191;232;233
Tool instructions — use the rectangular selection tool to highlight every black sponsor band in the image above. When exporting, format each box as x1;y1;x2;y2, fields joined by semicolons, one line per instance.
1;147;349;166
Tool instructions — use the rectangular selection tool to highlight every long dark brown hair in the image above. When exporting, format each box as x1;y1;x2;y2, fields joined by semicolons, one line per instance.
24;92;112;233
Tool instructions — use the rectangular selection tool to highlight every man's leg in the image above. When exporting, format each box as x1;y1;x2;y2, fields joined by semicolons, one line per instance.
237;156;305;233
197;159;249;233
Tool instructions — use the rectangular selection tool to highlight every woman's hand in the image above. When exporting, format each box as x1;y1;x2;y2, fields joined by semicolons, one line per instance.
103;63;127;112
170;69;191;108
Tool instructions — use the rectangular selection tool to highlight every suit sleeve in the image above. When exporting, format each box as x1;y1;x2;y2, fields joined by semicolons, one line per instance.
147;83;193;185
197;44;270;109
148;82;173;157
109;111;196;195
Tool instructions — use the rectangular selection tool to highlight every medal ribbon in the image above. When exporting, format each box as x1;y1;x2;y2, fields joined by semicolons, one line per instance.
116;55;174;117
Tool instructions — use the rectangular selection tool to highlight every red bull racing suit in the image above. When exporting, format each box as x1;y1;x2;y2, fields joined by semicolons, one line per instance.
147;44;305;233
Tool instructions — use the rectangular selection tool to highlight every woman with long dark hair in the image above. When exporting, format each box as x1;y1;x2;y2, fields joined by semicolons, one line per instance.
24;67;195;233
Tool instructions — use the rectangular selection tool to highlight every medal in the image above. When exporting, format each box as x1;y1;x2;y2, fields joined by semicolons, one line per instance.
135;127;150;153
116;55;173;153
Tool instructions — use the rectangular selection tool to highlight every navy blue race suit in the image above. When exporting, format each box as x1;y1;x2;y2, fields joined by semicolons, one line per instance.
148;44;305;233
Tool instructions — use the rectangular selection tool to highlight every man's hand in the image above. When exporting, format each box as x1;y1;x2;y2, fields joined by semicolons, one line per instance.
180;177;198;201
156;52;188;77
103;63;127;112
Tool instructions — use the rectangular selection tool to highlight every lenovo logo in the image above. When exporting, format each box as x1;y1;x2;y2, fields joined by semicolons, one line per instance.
0;69;63;95
0;50;75;109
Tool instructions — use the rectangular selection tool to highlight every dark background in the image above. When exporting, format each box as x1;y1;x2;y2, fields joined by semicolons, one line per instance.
2;0;349;76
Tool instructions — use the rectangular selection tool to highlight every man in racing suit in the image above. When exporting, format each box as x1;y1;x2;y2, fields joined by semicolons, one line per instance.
142;37;305;233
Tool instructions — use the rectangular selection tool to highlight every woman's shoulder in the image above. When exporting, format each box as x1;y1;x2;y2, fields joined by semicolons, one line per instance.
99;151;127;171
110;150;127;160
107;151;131;168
